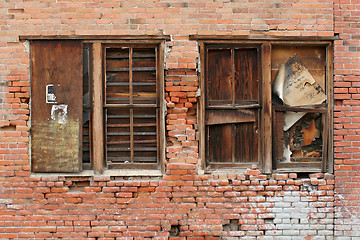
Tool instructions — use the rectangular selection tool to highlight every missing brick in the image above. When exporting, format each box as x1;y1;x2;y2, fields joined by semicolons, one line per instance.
301;185;317;192
297;173;311;179
170;224;180;236
264;218;274;224
223;219;239;231
0;125;16;130
67;178;91;192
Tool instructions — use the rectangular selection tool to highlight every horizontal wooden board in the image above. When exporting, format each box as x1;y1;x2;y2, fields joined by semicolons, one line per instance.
205;109;255;125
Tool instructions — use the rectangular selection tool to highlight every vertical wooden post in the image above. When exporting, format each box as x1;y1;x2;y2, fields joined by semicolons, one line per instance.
325;42;334;173
199;42;206;170
158;41;166;172
92;42;104;174
262;42;272;174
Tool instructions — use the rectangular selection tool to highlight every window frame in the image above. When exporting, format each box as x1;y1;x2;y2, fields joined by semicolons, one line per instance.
203;44;263;169
25;36;169;174
197;38;334;173
86;40;166;174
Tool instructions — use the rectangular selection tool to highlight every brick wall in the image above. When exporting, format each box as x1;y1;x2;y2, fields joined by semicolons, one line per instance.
333;0;360;239
0;0;358;239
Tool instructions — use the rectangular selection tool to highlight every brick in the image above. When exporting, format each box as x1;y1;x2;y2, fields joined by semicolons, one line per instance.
0;1;356;239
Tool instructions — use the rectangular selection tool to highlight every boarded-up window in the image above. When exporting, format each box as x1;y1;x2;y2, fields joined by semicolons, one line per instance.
197;38;333;173
205;46;260;169
31;40;83;172
30;39;165;173
271;45;332;172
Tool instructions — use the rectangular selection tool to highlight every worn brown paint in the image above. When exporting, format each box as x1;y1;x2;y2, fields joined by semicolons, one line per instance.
31;40;82;172
205;46;260;166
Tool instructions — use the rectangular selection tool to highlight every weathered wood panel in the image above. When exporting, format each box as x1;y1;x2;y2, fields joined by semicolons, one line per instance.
235;122;258;163
207;49;232;105
207;124;233;163
205;109;255;125
105;46;159;169
31;40;82;172
234;48;259;102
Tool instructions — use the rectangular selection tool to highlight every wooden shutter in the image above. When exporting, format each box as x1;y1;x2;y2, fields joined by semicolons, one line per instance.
205;47;260;167
31;40;82;172
105;46;158;169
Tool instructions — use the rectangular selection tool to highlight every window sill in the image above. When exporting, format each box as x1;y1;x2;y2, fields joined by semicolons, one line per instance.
204;168;247;175
30;169;163;177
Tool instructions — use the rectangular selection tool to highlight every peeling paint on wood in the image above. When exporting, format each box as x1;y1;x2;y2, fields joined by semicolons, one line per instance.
31;119;81;172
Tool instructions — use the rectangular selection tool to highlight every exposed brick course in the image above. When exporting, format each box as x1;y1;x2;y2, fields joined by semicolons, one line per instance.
0;0;359;239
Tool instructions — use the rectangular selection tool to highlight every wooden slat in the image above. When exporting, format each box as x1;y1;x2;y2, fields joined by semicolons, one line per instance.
207;124;233;163
272;110;284;166
206;162;255;170
104;104;157;108
231;48;235;107
130;108;134;163
206;49;232;104
108;139;156;145
107;163;158;170
235;122;258;163
200;42;206;170
82;46;92;166
129;48;133;105
262;42;272;173
205;109;255;125
273;103;327;113
92;42;104;173
206;103;260;109
31;40;82;173
234;48;259;102
277;162;322;169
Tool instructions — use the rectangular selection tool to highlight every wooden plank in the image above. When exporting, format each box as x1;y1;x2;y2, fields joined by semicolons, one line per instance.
273;110;284;166
273;103;327;113
129;48;133;105
206;49;232;104
31;40;82;173
82;45;92;166
325;42;334;173
207;124;233;163
206;162;255;170
199;42;206;170
262;42;272;173
92;42;104;173
189;35;338;41
231;49;235;107
277;162;322;169
205;109;255;125
22;35;171;41
107;163;158;170
206;103;260;109
130;108;134;163
234;48;259;102
104;104;157;108
235;122;258;163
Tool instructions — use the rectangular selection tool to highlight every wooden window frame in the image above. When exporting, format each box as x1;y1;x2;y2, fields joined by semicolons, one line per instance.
26;36;168;174
197;38;333;173
88;40;166;174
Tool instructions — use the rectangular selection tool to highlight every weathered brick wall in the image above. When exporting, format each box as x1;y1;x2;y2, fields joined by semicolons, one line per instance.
0;0;358;239
333;1;360;239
